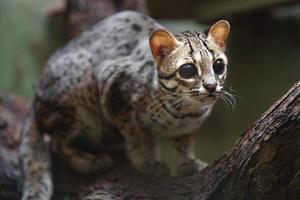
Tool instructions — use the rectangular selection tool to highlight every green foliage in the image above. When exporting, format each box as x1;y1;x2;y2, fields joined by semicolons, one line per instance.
0;0;62;100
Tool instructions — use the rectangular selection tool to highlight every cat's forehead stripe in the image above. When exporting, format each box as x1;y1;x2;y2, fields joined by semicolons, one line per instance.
177;31;215;62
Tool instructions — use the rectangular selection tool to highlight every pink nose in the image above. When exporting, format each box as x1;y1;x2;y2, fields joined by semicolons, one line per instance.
203;83;217;92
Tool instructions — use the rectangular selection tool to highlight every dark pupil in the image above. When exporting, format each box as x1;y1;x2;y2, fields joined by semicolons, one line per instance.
213;59;225;75
178;64;197;79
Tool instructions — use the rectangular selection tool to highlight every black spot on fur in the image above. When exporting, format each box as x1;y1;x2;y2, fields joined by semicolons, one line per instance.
142;15;148;21
41;76;60;90
138;60;155;73
136;49;142;55
117;40;138;56
147;65;156;83
125;18;130;23
79;40;91;46
116;27;124;32
132;24;142;32
87;85;93;93
149;20;155;25
70;79;75;85
138;55;145;61
106;72;132;116
149;28;154;34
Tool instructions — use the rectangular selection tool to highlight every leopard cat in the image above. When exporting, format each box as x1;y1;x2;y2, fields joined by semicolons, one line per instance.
20;11;230;200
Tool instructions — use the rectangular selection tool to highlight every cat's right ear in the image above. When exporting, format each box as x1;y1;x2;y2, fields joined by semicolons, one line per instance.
149;29;180;64
207;20;230;50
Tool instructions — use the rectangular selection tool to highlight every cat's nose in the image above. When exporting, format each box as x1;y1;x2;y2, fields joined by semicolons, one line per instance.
203;83;217;93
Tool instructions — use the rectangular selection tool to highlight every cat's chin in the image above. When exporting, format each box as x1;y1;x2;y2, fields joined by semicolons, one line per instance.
190;94;218;106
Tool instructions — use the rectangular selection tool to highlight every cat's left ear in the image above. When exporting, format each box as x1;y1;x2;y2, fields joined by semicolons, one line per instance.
149;29;181;64
207;20;230;50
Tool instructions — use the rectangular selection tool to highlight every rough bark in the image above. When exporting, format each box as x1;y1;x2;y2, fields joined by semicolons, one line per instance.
0;82;299;200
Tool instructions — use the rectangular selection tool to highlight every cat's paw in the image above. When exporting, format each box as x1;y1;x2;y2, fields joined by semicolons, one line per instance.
69;152;114;174
177;159;208;177
137;161;170;176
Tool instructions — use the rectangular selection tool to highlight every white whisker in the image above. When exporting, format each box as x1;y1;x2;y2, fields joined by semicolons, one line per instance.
221;90;236;111
221;95;231;110
147;94;172;111
149;98;184;124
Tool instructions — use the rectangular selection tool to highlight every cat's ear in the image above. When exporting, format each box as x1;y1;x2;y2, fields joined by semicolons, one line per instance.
149;29;180;64
207;20;230;50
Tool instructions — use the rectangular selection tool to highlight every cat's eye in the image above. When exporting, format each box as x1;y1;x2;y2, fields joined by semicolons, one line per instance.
213;59;225;75
178;64;198;79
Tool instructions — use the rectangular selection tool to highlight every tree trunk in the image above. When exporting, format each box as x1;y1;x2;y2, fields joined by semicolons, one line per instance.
0;82;299;200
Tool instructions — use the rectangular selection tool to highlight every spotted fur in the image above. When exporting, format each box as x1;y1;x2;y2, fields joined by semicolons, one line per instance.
20;11;230;200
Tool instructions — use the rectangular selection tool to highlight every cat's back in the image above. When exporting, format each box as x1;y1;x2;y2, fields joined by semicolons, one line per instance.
36;11;162;101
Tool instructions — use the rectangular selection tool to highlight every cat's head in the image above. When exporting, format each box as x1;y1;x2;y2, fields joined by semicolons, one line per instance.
149;20;230;106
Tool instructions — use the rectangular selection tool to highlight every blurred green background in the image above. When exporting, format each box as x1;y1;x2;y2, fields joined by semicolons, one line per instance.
0;0;299;166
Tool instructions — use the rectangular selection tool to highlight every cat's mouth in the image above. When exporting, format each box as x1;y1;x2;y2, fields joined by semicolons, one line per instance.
188;92;221;105
202;94;218;101
207;93;216;98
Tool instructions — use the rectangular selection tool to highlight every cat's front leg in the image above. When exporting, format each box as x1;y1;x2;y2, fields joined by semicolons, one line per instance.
174;133;208;176
120;125;170;176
